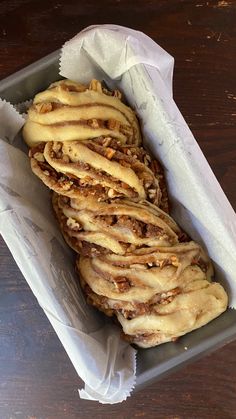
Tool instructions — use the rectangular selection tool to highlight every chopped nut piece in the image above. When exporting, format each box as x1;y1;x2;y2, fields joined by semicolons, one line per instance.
102;88;112;96
88;118;100;129
148;189;157;199
114;276;131;292
62;181;73;191
144;181;152;189
107;119;120;131
113;89;122;100
158;288;181;305
66;217;81;231
108;188;116;198
102;137;112;147
91;247;100;255
171;256;179;267
105;148;116;160
34;152;45;162
35;102;52;113
89;79;103;93
52;142;62;153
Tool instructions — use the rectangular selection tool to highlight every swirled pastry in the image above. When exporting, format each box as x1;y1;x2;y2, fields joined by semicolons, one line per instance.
29;137;168;208
23;79;141;147
23;77;228;349
52;193;186;256
78;244;228;348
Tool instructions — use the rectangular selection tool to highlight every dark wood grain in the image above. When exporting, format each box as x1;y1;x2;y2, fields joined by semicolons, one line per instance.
0;1;236;418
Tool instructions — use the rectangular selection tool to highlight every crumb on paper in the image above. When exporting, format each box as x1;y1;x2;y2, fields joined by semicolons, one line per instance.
215;0;232;7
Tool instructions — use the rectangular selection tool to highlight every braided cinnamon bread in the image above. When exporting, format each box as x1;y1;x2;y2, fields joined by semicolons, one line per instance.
23;77;228;349
78;245;227;348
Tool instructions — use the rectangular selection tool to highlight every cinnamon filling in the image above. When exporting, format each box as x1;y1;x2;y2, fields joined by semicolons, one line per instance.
96;214;163;238
83;281;181;318
30;143;139;199
73;240;109;257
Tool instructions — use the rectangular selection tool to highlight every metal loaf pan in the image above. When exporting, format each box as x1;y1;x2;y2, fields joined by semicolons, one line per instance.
0;50;236;392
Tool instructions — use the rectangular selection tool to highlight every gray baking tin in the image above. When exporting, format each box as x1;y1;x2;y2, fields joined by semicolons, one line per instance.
0;50;235;391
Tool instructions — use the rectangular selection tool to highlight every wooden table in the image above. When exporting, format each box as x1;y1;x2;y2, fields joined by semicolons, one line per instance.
0;1;236;418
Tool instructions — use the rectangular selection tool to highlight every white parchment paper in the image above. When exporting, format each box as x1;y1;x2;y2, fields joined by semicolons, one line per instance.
0;24;236;404
0;99;136;404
